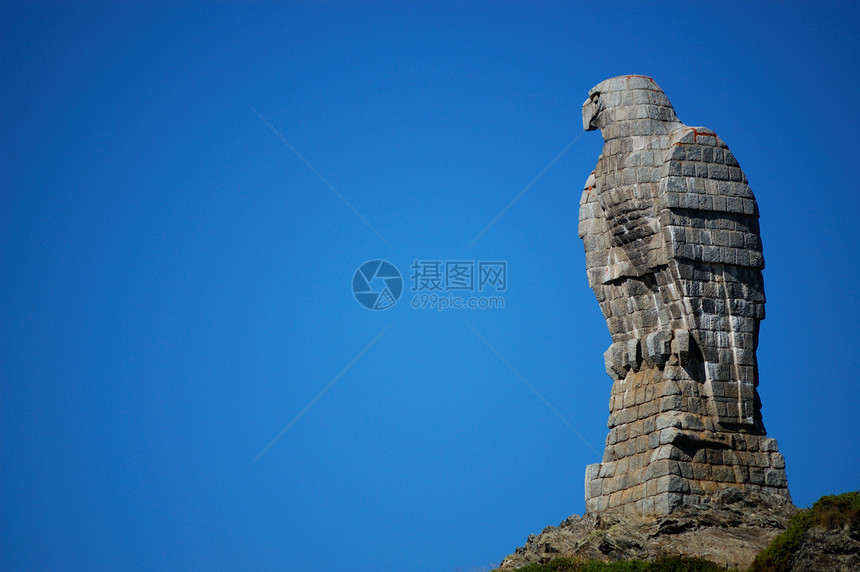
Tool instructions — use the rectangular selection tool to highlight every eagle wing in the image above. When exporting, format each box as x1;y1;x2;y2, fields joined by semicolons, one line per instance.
659;126;766;429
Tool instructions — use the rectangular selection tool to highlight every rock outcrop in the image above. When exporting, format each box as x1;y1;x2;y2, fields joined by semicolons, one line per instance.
496;486;796;570
785;525;860;571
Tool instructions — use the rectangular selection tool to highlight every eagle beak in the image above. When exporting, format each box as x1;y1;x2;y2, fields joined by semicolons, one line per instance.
582;97;598;131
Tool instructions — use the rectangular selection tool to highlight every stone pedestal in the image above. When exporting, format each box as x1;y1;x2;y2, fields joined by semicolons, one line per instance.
584;352;789;515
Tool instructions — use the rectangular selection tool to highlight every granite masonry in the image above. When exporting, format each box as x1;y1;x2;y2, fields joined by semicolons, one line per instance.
579;75;790;515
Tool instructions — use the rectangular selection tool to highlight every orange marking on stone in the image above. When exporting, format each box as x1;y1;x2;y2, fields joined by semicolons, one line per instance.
670;128;714;145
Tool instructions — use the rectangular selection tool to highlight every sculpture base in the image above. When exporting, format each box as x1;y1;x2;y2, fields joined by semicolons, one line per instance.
585;366;790;515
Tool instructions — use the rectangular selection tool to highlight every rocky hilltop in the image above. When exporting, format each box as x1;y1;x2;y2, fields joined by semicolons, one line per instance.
497;486;792;570
495;488;860;571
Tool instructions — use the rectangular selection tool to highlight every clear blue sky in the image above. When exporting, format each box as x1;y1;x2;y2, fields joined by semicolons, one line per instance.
2;2;859;571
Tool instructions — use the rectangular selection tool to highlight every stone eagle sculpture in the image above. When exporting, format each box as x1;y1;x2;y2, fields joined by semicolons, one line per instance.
579;75;789;514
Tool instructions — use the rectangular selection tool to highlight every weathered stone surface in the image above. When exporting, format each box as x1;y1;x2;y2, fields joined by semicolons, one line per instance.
579;75;789;514
496;486;797;570
787;525;860;572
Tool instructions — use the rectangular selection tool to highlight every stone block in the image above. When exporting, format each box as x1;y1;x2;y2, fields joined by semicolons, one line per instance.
655;413;681;431
604;342;628;381
743;435;760;453
712;465;734;482
692;463;711;480
602;447;618;463
708;481;731;495
749;467;765;485
625;439;638;457
649;445;673;462
638;399;658;418
633;386;646;406
640;496;655;514
598;462;616;478
642;416;656;434
621;488;633;505
761;438;779;452
679;461;693;479
706;449;724;465
653;491;685;513
770;453;786;470
645;330;672;368
671;329;694;364
658;427;682;445
651;459;681;478
626;339;642;371
678;413;704;431
732;465;749;484
659;379;682;397
689;481;705;496
660;395;684;412
589;479;602;499
670;445;693;462
621;407;638;424
765;468;788;488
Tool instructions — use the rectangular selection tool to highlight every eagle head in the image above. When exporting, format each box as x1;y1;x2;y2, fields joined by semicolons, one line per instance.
582;75;681;139
582;88;602;131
